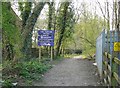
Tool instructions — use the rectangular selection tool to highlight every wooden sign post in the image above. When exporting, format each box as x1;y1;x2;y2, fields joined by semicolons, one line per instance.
39;47;41;62
38;30;55;61
51;47;53;61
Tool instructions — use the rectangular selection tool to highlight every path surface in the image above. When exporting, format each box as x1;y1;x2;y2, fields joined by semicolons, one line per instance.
34;57;101;86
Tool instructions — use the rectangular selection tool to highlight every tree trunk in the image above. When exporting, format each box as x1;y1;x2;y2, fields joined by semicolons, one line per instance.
21;2;32;31
21;2;46;58
48;2;53;30
55;2;70;57
115;0;118;30
48;2;54;59
106;1;110;30
2;3;14;60
118;1;120;31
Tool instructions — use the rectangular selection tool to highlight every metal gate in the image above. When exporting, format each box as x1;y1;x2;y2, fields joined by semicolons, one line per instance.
96;29;106;78
96;29;120;86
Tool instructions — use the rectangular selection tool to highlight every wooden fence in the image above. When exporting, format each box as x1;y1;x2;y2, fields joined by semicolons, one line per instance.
103;52;120;86
96;29;120;86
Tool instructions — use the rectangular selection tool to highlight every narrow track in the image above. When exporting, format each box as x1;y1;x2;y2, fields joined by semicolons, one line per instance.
34;57;101;86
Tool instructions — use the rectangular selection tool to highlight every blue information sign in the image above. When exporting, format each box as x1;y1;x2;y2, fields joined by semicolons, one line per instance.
38;30;55;46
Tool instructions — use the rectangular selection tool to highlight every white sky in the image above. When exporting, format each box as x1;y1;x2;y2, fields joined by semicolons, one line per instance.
11;0;113;17
11;0;114;29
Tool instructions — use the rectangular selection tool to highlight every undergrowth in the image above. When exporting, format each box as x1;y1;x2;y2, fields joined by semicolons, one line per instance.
2;59;52;87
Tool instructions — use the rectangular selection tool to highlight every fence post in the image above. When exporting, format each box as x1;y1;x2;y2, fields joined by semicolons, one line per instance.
102;29;108;86
102;29;105;81
107;30;110;86
111;31;118;86
118;31;120;86
104;30;109;86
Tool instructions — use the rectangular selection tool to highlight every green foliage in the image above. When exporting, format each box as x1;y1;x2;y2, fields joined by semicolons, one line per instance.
73;16;103;55
2;79;12;87
2;3;21;45
15;60;52;79
18;1;32;27
2;2;22;58
66;3;105;56
57;3;75;37
55;2;75;50
77;16;103;50
2;59;52;86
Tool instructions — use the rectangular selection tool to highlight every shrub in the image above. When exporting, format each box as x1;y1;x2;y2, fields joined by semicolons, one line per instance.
15;60;52;79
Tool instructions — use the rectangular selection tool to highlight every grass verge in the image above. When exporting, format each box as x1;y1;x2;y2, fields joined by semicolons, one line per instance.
2;59;52;87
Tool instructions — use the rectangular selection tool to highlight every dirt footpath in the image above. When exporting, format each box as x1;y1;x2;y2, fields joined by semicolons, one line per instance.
34;57;102;86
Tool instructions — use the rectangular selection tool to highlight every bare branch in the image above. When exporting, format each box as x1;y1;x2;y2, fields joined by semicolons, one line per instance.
96;1;108;20
79;36;96;48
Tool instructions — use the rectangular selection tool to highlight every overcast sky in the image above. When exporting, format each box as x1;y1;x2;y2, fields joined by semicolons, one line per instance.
11;0;114;30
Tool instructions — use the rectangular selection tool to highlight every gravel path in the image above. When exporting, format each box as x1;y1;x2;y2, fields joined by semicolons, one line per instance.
34;57;102;86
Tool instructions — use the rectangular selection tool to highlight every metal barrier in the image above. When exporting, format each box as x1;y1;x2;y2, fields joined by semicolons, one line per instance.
96;29;120;86
96;29;106;78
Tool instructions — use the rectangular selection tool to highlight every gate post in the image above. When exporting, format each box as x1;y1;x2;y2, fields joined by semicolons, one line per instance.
111;31;119;86
109;31;114;86
102;29;106;80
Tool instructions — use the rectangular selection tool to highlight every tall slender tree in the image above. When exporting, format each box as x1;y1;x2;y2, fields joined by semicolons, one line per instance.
55;2;70;57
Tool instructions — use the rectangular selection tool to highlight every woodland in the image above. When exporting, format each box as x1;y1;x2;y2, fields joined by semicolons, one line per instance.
1;0;120;86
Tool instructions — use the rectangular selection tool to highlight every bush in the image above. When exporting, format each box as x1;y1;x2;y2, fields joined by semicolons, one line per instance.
14;60;52;79
2;79;12;88
2;59;52;86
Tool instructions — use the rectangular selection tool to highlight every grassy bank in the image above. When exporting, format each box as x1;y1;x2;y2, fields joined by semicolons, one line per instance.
2;59;52;87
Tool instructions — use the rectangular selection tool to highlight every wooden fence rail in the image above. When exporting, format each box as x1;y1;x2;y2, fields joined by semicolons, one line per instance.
96;30;120;86
103;52;120;86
